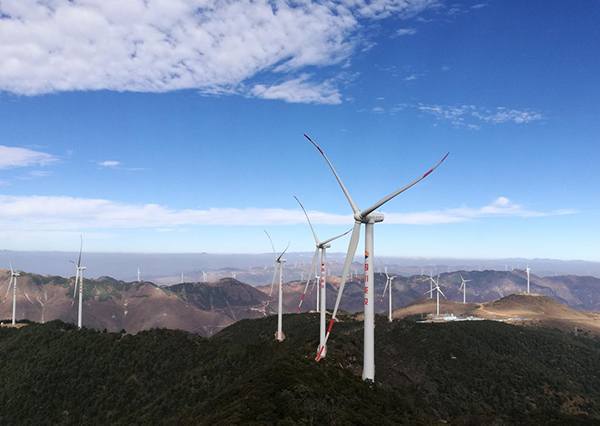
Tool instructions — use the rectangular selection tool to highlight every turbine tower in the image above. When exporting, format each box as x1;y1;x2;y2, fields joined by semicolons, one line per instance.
202;271;208;282
294;196;350;357
137;268;141;283
458;273;471;304
70;236;86;329
4;251;20;326
264;231;289;342
305;134;448;381
526;265;531;293
379;267;395;323
426;274;446;316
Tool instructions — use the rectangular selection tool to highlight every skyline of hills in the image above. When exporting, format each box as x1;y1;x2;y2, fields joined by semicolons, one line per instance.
2;251;600;283
3;268;600;337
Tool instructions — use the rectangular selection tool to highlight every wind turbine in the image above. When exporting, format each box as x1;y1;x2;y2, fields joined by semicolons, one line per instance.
137;268;141;283
525;265;531;293
426;274;446;316
264;231;289;342
70;236;86;329
202;271;208;282
294;196;350;357
4;251;20;326
458;274;471;304
305;134;448;381
379;266;395;323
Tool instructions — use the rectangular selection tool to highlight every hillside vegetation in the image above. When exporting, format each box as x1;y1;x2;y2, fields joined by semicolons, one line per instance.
1;314;600;425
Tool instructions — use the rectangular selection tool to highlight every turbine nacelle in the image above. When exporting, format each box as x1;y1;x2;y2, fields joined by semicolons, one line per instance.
357;212;385;223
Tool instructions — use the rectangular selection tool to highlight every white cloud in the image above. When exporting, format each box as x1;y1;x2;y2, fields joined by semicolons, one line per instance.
405;74;418;81
251;75;341;105
0;195;575;233
372;106;384;113
384;197;576;225
0;0;439;104
396;28;417;36
0;145;58;170
17;170;53;180
400;103;544;127
98;161;120;167
472;107;544;124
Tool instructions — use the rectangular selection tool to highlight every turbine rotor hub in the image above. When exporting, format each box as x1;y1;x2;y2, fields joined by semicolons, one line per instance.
358;212;385;223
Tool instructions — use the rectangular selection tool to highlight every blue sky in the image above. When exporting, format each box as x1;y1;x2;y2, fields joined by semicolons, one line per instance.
0;0;598;261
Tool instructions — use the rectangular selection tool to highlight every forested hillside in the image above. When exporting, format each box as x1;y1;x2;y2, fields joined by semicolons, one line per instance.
1;314;600;425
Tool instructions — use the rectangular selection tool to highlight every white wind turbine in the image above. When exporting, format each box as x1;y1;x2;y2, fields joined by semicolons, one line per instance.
264;231;289;342
305;134;448;381
525;265;531;293
458;273;471;304
202;271;208;282
137;268;141;283
70;236;86;329
4;251;20;326
379;266;395;323
294;196;351;357
426;274;446;316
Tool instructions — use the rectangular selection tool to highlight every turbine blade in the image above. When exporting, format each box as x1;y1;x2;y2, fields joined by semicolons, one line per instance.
380;279;389;303
77;235;83;268
296;247;319;313
73;272;78;298
316;221;361;361
439;287;447;299
320;227;352;246
5;250;13;274
304;134;360;214
5;277;13;298
264;230;277;257
459;273;464;281
276;242;290;263
265;265;278;308
294;196;320;245
361;152;449;218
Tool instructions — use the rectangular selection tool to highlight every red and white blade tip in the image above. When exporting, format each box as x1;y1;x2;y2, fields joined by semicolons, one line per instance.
422;152;450;178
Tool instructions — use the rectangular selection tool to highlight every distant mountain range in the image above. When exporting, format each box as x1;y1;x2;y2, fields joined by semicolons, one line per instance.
4;251;600;281
3;268;600;337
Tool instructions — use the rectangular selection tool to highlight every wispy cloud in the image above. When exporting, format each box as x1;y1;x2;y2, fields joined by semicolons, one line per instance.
396;28;418;36
384;197;576;224
251;75;341;105
0;146;58;170
17;170;53;180
98;161;121;167
0;0;439;104
0;195;575;233
392;103;544;127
